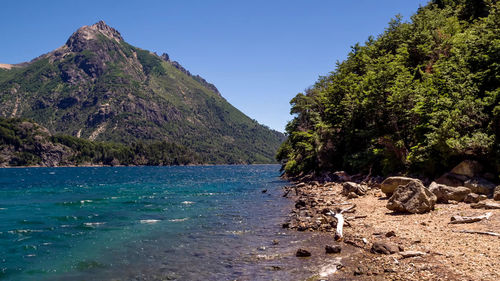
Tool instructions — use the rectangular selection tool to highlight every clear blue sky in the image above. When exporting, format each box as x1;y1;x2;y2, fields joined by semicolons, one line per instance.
0;0;429;132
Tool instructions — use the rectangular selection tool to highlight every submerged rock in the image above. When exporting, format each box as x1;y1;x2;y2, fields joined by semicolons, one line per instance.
381;177;423;196
296;248;311;257
325;245;342;254
386;181;436;214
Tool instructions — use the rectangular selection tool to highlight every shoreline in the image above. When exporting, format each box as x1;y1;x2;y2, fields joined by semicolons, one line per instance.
0;163;281;169
282;179;500;280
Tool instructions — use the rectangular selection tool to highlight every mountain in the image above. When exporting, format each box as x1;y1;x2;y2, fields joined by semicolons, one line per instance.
0;21;284;164
277;0;499;178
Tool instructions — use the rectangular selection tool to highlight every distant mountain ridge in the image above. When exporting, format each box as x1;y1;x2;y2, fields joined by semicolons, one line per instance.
0;21;284;164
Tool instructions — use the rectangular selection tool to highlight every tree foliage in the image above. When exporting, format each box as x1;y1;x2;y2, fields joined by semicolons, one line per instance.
278;0;500;179
0;117;200;166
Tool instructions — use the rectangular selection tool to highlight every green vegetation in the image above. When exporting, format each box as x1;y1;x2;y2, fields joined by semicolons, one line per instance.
0;21;284;165
52;134;199;166
278;0;499;178
133;47;166;76
0;117;200;166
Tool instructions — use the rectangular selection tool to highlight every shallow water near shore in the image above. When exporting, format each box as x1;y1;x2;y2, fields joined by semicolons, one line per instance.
0;165;345;280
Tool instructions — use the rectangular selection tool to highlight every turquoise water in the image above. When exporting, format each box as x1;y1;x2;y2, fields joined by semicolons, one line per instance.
0;165;334;280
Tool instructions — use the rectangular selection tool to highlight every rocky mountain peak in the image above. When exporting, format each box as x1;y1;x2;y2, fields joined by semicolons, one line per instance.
90;20;123;41
65;20;123;52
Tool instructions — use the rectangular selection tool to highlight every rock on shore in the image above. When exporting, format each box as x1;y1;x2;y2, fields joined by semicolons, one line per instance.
386;181;437;214
283;167;499;280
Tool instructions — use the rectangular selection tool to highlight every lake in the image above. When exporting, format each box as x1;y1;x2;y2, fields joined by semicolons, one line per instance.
0;165;339;280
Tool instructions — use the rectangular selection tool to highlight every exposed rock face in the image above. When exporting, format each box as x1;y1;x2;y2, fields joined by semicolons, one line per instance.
428;182;471;203
464;177;496;195
341;182;367;196
494;186;500;201
66;20;123;52
387;181;437;214
381;177;423;196
450;160;482;177
0;120;73;167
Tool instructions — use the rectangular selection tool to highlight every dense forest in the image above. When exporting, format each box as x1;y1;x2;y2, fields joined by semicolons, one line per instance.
0;117;201;166
277;0;499;179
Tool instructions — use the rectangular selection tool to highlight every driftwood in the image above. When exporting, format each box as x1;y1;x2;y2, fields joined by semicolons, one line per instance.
331;202;354;206
345;215;367;220
283;188;292;197
449;212;492;224
399;251;427;258
470;202;500;209
334;213;345;241
328;204;357;241
453;230;500;237
340;204;356;213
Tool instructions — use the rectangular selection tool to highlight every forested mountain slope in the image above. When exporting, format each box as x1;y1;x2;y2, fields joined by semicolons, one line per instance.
0;21;284;164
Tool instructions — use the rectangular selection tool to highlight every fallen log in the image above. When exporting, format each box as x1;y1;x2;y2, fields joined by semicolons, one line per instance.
470;202;500;209
453;230;500;237
449;212;492;224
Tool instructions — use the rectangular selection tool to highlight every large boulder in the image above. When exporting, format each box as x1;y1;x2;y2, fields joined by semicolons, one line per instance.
464;177;496;195
381;177;423;196
494;186;500;201
435;173;468;187
428;182;471;203
464;193;487;204
450;160;482;177
387;181;437;214
341;182;367;196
